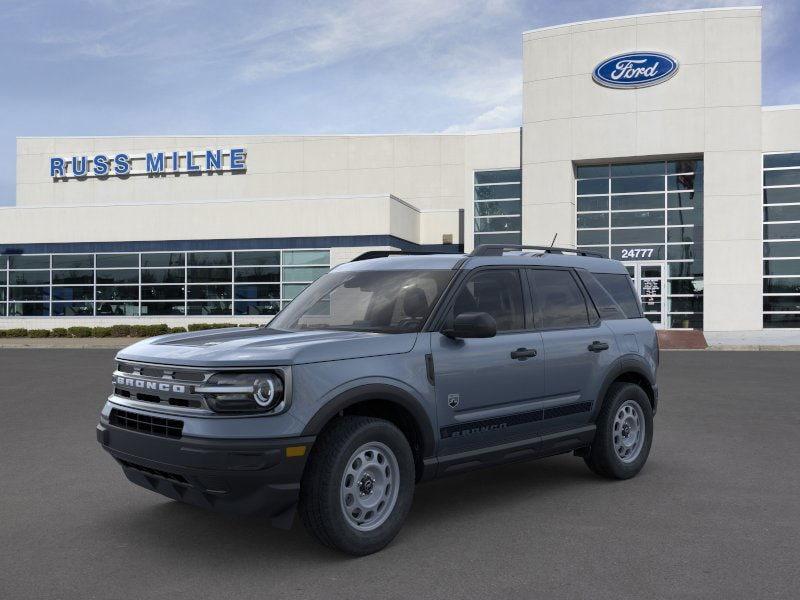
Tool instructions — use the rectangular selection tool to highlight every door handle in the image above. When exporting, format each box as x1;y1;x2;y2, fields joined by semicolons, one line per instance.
588;341;610;353
511;347;538;360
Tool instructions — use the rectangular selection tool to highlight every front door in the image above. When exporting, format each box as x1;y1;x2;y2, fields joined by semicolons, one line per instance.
431;268;545;454
624;261;666;328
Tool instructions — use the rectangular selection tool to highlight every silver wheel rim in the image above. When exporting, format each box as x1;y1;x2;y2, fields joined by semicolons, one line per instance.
613;400;645;463
340;441;400;532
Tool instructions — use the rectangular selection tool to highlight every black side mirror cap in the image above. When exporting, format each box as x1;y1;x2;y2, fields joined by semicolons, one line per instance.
442;312;497;339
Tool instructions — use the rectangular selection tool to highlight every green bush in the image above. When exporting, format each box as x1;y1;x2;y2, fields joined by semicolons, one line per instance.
91;327;113;338
2;328;28;338
109;324;132;337
188;323;237;331
168;327;187;334
129;324;170;337
27;329;51;338
67;326;93;338
51;328;69;337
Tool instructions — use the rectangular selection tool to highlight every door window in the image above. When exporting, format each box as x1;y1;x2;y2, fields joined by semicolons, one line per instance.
449;269;525;332
530;269;590;329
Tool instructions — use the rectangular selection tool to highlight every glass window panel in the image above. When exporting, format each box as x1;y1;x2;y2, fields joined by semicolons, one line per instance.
187;284;232;300
9;255;49;269
667;209;699;226
764;153;800;168
668;279;704;295
763;296;800;312
667;245;694;260
234;251;280;266
764;223;800;240
0;272;5;285
234;266;280;283
9;271;50;285
52;302;94;317
0;304;5;316
577;229;608;245
577;246;609;257
234;284;280;300
474;232;520;246
611;245;665;261
96;254;138;268
576;165;609;178
187;267;231;283
530;269;588;329
667;191;702;209
592;273;642;319
0;255;6;269
283;266;329;283
668;227;694;243
142;268;185;284
670;314;703;329
141;253;185;268
187;251;231;267
0;288;5;301
474;216;521;233
667;160;702;174
577;196;608;212
474;170;520;184
235;300;281;316
141;302;185;316
96;269;138;284
611;211;664;228
9;302;49;316
474;183;521;200
474;200;521;217
668;296;703;312
764;259;800;276
53;286;94;301
763;188;800;205
667;174;698;191
669;262;695;277
611;228;664;245
577;212;609;229
764;314;800;327
10;287;49;301
450;269;526;331
577;179;608;195
611;176;663;194
611;162;664;177
764;241;800;258
283;250;329;266
611;194;664;210
764;170;800;187
141;285;185;300
186;301;232;315
764;205;800;222
283;283;309;300
52;254;93;269
52;270;93;284
96;302;139;316
95;286;138;301
763;278;800;294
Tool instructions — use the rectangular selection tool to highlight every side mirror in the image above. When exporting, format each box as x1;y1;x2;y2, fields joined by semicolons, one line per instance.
443;312;497;339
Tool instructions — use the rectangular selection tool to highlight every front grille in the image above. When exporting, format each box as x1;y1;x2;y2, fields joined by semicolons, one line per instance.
113;361;211;410
109;408;183;439
118;459;188;484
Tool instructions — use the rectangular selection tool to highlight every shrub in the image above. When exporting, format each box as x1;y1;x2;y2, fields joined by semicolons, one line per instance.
3;328;28;338
168;327;187;334
27;329;51;338
51;328;69;338
109;324;132;337
188;323;236;331
130;324;170;337
91;327;113;338
67;326;93;338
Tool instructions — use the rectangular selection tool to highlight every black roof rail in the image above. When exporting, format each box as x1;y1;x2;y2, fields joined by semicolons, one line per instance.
350;250;444;262
469;244;604;258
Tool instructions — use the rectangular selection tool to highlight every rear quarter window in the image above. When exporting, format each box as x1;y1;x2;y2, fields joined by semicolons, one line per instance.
592;272;643;319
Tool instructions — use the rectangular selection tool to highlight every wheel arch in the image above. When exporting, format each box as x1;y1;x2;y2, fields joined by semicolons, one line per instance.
596;356;657;414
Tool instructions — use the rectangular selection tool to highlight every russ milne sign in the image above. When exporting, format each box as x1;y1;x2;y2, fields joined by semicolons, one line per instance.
592;52;678;89
50;148;246;179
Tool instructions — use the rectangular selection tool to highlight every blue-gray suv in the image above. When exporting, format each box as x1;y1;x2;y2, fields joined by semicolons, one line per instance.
97;244;659;555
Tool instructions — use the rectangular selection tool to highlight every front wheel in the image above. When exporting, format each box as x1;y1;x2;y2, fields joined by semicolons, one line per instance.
298;416;415;555
584;382;653;479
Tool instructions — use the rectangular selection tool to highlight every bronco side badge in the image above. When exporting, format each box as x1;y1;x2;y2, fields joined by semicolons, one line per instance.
448;394;460;408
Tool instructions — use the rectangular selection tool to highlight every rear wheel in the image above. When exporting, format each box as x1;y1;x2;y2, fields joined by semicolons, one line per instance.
584;382;653;479
299;416;415;555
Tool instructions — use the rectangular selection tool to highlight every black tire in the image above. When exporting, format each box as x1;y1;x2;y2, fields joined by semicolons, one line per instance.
298;415;415;555
584;382;653;479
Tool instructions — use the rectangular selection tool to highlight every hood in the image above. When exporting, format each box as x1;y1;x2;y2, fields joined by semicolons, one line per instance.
116;327;419;368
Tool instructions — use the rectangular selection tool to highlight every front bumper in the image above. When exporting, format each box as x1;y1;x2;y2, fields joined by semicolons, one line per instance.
97;417;314;527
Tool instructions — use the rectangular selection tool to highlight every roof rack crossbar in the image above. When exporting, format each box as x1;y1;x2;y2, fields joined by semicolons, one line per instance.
350;250;442;262
469;244;603;258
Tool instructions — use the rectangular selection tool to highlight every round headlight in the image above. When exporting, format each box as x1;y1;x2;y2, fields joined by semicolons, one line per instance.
254;375;283;408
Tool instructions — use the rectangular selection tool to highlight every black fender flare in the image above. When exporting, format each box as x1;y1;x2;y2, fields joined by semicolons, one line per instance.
594;354;657;416
301;383;436;459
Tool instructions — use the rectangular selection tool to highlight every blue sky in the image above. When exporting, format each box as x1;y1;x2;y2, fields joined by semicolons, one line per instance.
2;0;798;206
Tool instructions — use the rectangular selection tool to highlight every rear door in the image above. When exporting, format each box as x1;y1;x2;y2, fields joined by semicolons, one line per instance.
526;268;616;432
431;267;545;454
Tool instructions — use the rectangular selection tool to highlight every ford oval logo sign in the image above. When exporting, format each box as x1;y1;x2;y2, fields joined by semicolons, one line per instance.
593;52;679;89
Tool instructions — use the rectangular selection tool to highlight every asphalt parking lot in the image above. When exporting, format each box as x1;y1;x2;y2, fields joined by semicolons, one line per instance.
1;350;798;600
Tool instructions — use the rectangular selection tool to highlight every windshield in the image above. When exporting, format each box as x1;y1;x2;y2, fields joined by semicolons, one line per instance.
269;269;455;334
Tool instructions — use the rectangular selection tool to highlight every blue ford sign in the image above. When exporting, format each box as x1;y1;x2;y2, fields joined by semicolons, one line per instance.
592;52;678;89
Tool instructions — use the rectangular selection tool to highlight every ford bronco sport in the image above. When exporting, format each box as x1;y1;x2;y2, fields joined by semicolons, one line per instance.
97;244;658;555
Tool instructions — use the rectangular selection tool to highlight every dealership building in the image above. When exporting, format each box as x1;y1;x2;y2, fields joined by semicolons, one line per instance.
2;6;799;336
